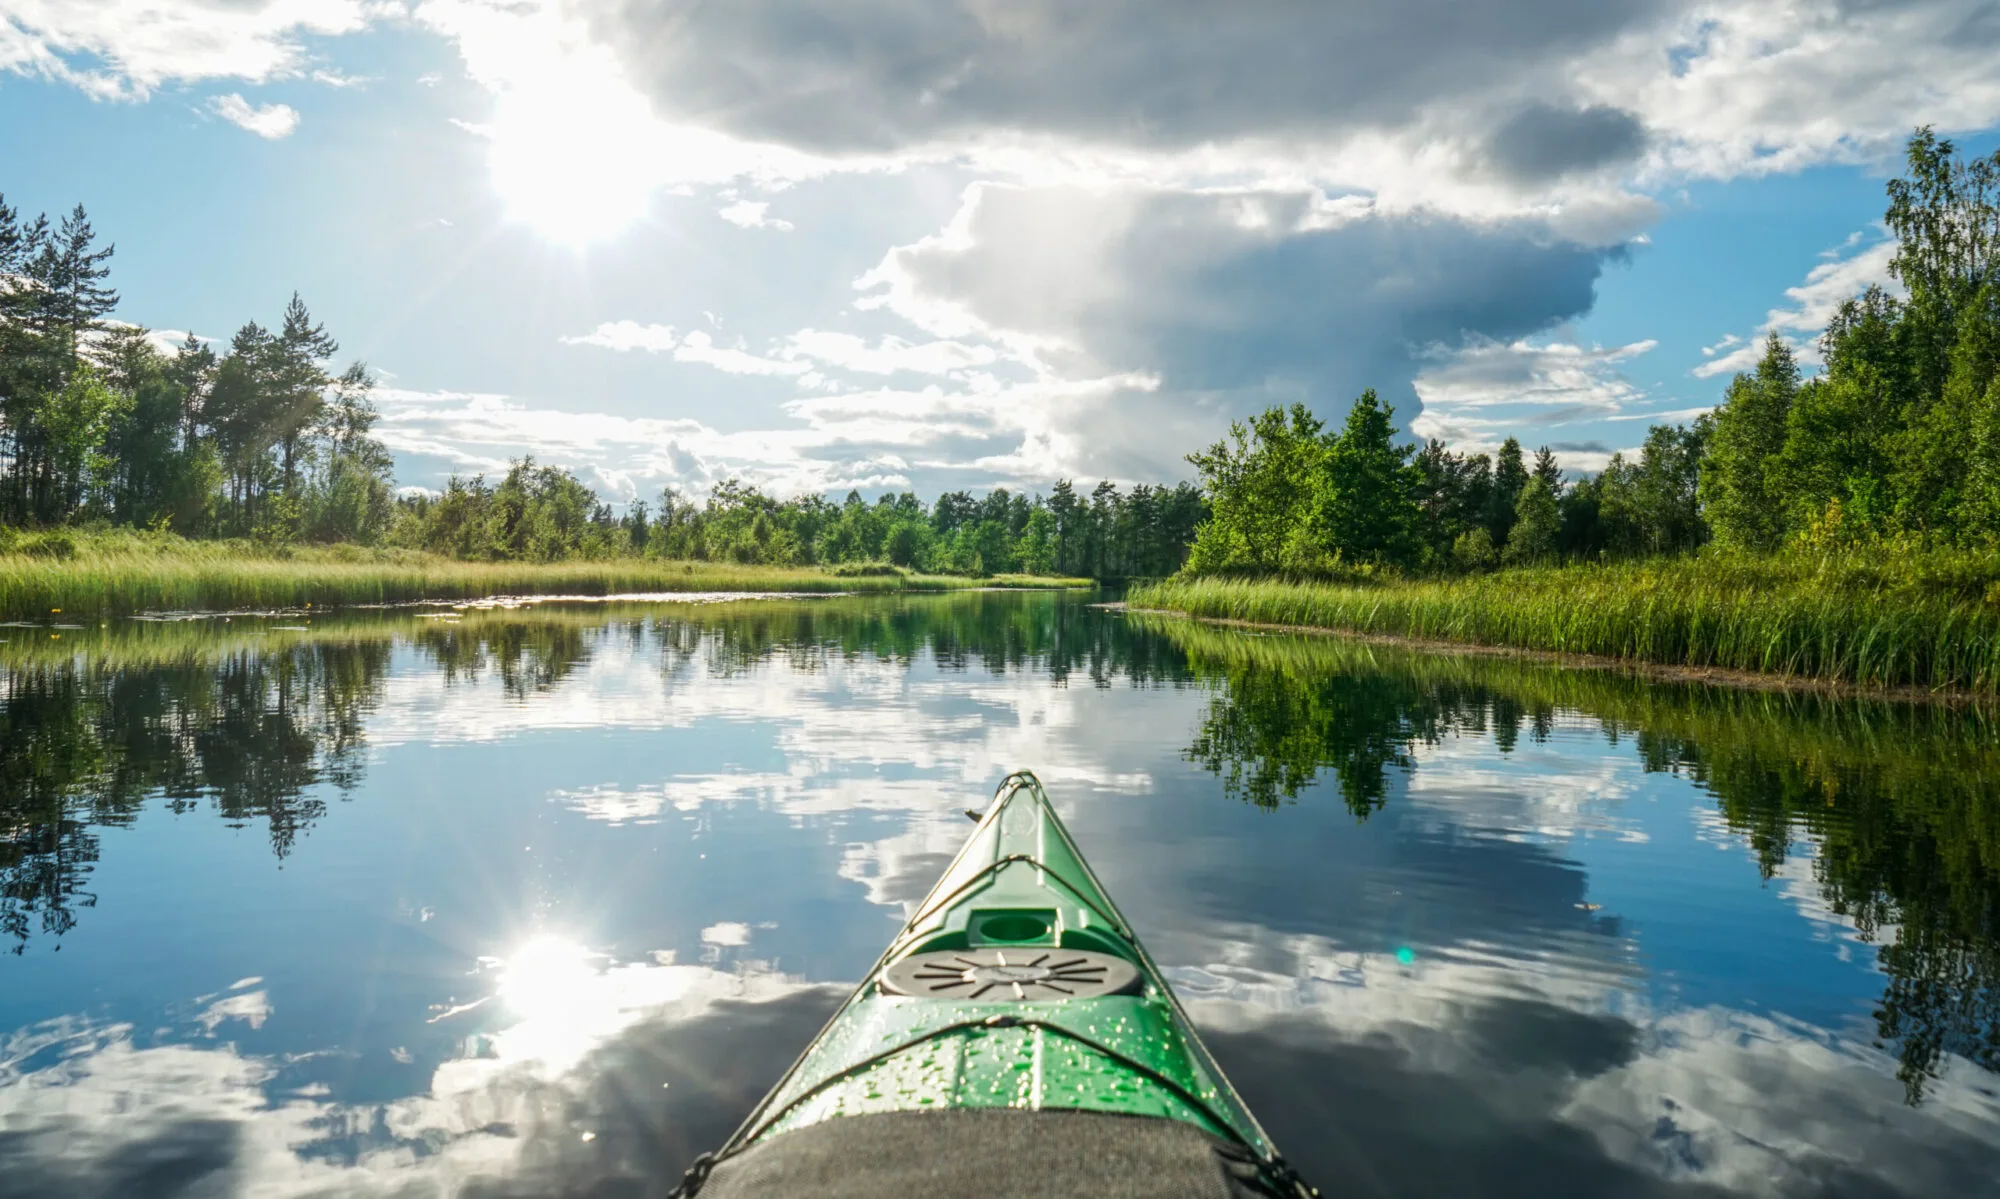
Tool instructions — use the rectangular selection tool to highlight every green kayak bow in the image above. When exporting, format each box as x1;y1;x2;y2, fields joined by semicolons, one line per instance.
674;771;1316;1199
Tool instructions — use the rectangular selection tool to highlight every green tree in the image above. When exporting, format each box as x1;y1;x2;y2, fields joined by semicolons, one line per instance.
1486;437;1529;547
30;205;118;372
1532;446;1564;497
1314;389;1420;567
270;293;338;499
1018;507;1058;575
1184;403;1330;574
1633;420;1709;554
1502;476;1560;564
1452;527;1496;571
1700;334;1799;549
35;365;128;516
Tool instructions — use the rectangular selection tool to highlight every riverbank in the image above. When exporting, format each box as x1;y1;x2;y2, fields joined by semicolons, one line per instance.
1128;552;2000;695
0;528;1090;619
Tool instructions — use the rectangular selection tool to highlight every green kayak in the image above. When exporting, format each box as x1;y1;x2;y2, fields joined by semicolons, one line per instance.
672;770;1317;1198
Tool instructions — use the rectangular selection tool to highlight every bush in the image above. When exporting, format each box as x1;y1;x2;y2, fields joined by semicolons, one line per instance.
20;531;78;560
831;562;906;578
1452;528;1496;571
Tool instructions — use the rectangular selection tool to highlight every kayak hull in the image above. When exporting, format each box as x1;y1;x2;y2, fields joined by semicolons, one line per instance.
678;771;1312;1198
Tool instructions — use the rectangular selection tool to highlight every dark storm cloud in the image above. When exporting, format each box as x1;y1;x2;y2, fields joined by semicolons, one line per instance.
580;0;1678;153
875;185;1615;462
1487;104;1650;182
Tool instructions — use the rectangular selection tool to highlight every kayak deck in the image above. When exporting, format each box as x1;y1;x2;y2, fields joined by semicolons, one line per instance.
680;771;1312;1198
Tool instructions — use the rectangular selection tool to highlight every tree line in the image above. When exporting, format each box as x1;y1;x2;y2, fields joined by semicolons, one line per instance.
391;466;1205;578
0;197;395;541
1184;129;2000;578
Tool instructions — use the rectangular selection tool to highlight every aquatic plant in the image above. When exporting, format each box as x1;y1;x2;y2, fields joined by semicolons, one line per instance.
1131;545;2000;693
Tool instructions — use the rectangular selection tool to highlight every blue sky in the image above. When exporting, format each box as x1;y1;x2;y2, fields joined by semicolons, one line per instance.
5;2;2000;502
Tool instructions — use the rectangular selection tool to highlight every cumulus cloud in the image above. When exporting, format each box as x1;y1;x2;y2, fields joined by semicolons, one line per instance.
1485;103;1650;183
1691;231;1902;378
0;0;375;99
208;92;300;138
370;385;915;498
717;199;794;230
842;180;1615;478
582;0;1654;158
1411;337;1658;466
570;1;2000;198
560;322;808;377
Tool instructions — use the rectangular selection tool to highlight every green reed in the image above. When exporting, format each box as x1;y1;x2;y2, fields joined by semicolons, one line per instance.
1130;548;2000;693
0;528;1088;619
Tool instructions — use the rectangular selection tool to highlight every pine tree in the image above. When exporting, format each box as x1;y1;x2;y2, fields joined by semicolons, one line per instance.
32;205;118;370
168;332;216;451
1487;437;1528;546
272;293;338;496
1532;446;1564;498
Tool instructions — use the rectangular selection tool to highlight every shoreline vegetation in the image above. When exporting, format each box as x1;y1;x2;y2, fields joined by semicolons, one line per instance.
0;528;1088;621
1124;548;2000;699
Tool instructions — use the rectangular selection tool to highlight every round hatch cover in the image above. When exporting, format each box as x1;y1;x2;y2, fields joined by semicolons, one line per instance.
881;949;1142;1001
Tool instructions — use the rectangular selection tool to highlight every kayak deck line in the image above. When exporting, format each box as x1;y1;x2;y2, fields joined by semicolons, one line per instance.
672;770;1318;1199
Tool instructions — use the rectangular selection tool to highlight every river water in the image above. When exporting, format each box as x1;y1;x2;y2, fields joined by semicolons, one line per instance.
1;592;1996;1197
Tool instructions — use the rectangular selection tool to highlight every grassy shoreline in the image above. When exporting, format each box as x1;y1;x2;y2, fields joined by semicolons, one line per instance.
0;529;1090;619
1129;553;2000;695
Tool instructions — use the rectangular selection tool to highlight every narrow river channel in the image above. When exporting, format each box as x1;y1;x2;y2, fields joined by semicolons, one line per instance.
2;592;1995;1197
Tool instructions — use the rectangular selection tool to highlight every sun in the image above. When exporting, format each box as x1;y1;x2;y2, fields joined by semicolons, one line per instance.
486;65;664;248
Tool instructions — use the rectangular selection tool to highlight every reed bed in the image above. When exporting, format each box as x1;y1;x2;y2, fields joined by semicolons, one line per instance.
0;529;1088;619
1129;550;2000;694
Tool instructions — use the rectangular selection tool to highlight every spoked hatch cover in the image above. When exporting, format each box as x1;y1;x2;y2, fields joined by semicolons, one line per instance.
881;949;1142;1000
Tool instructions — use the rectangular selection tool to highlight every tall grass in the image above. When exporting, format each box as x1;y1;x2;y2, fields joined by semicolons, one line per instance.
1129;548;2000;693
0;527;1089;619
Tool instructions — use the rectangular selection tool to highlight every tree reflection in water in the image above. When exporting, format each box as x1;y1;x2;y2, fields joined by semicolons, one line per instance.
1156;617;2000;1103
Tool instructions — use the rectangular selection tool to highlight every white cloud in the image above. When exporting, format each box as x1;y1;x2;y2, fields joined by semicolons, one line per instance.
559;322;807;377
208;92;301;139
371;385;915;498
784;330;1001;378
1691;231;1902;378
0;0;377;100
699;922;752;947
1411;337;1657;461
195;989;272;1033
717;200;794;231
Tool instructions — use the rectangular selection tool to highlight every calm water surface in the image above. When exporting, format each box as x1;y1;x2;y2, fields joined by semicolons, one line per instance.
2;592;1996;1197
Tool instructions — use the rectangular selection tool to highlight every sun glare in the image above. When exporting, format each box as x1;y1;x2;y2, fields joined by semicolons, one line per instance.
487;68;663;248
498;935;600;1021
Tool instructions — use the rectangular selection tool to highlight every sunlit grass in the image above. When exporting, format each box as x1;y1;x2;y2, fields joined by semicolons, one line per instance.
1130;548;2000;693
0;527;1090;619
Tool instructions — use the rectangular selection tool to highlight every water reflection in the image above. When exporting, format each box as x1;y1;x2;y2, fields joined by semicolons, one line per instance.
0;593;1996;1197
1155;619;2000;1104
0;645;386;948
